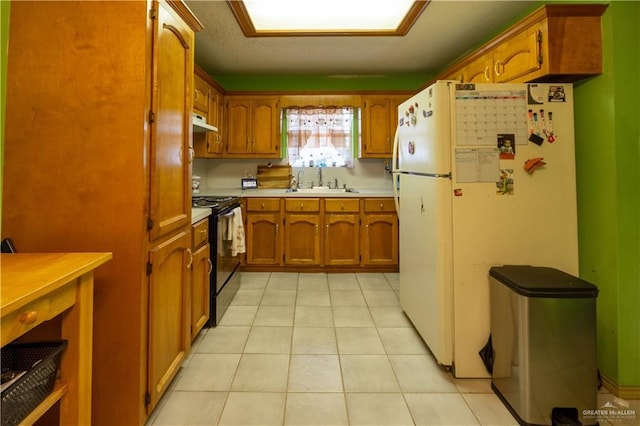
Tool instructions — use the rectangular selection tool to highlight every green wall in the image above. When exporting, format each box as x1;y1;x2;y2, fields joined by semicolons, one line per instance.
574;1;640;389
1;0;10;233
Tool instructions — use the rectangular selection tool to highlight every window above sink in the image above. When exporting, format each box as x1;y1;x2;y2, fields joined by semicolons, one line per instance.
284;107;358;168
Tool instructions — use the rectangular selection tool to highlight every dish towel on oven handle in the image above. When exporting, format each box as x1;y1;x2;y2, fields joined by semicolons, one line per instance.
229;207;246;255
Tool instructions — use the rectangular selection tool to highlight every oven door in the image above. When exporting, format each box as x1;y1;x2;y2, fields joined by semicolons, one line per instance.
216;205;241;293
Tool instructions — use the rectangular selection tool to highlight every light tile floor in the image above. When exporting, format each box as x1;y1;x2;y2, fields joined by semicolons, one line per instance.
147;272;638;426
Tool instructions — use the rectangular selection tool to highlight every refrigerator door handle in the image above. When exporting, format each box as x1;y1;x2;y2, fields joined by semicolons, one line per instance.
392;125;401;215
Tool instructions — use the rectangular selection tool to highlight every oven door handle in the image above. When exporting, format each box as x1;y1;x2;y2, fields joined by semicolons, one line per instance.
218;210;235;218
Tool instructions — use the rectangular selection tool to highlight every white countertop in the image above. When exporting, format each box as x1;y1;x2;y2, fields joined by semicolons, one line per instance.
191;207;212;224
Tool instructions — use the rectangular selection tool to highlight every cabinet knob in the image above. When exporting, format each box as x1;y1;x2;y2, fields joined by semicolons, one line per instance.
300;203;304;210
379;203;384;210
261;203;265;209
20;310;38;325
341;203;344;210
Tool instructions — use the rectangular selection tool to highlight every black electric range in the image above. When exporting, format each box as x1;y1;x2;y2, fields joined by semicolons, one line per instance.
192;195;242;326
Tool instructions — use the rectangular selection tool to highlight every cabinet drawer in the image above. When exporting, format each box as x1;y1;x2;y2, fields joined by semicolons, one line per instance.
285;198;320;212
325;199;360;213
192;218;209;248
1;283;76;345
364;198;396;212
247;198;280;212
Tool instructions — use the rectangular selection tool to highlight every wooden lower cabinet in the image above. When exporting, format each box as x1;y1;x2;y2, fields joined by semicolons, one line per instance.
325;199;360;266
284;199;322;265
245;198;283;265
361;199;399;266
191;218;211;340
243;197;398;271
147;227;191;412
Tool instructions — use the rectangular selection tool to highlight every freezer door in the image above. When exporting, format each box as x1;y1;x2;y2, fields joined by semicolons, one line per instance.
397;81;453;175
399;173;453;366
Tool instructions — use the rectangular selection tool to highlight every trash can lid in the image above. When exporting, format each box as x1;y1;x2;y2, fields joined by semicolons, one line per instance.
489;265;598;298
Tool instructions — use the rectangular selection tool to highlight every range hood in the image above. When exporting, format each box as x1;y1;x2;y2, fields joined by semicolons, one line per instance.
192;112;218;133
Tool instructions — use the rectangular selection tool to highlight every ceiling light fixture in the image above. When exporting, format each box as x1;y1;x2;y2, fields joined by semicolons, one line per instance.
227;0;429;37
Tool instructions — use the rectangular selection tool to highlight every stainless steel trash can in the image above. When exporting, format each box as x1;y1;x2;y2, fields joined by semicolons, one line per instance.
489;266;599;426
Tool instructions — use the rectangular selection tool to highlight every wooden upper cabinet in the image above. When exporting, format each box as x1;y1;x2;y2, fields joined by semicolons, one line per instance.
463;55;494;83
193;73;210;115
148;1;193;241
361;95;406;158
225;96;280;158
432;4;607;85
193;66;224;158
493;23;542;83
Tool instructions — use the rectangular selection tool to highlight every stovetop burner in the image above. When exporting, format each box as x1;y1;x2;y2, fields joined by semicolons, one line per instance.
192;195;241;210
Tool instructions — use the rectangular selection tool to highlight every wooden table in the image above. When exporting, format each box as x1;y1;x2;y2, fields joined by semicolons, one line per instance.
1;252;112;425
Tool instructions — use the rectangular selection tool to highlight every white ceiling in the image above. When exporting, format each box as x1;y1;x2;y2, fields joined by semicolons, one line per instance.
186;0;536;77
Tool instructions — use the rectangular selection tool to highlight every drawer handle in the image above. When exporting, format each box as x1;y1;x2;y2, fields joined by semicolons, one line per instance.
20;311;38;325
207;258;213;275
199;229;207;237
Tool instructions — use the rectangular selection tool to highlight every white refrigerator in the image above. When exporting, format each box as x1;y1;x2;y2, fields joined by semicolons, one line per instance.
392;81;579;377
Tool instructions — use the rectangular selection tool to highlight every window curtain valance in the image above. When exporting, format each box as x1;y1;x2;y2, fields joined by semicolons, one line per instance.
286;107;356;167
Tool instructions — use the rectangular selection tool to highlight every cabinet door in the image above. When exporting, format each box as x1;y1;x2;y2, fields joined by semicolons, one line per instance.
226;99;252;155
149;3;193;240
205;87;224;157
464;55;494;83
147;228;190;412
191;242;211;340
362;213;398;265
246;212;282;265
493;24;542;83
252;97;279;157
193;73;209;115
284;213;321;265
362;98;393;157
325;213;360;266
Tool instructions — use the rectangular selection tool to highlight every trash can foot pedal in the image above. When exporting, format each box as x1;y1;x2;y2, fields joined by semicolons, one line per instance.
552;407;581;426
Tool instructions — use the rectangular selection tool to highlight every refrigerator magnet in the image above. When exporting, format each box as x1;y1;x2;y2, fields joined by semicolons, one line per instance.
498;134;516;159
454;188;463;197
548;86;566;102
408;141;415;155
496;169;514;195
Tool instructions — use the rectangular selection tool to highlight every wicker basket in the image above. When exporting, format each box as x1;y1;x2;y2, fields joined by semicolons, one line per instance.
1;340;68;426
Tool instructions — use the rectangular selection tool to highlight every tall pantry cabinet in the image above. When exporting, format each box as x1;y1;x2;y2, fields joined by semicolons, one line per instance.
2;1;202;424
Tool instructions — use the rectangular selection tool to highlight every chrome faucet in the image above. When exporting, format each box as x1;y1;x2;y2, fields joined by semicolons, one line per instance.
318;167;323;187
297;170;304;189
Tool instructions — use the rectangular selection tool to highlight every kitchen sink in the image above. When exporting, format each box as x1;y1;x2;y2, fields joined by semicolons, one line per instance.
285;187;359;193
